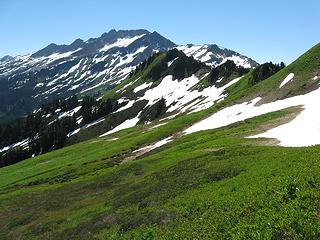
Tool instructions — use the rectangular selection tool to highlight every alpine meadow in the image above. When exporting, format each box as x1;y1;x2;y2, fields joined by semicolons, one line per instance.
0;1;320;239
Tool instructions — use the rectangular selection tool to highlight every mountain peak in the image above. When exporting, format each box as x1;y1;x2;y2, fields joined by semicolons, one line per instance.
0;55;14;62
0;29;258;120
71;38;84;46
100;29;150;40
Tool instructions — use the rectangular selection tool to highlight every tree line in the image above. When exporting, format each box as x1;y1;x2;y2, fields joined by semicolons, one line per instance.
208;60;250;84
0;95;117;168
129;49;208;81
249;62;286;86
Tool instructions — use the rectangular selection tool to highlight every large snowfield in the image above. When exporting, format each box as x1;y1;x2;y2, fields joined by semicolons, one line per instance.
185;81;320;147
100;74;244;136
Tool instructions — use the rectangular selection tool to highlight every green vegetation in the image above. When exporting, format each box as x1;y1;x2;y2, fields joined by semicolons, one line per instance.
0;105;320;239
207;60;249;87
249;61;285;86
131;49;208;81
138;98;167;124
0;95;117;167
226;43;320;103
1;42;320;239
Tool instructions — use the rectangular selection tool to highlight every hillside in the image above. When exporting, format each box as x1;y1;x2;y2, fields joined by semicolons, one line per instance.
0;40;320;239
186;43;320;146
0;49;253;167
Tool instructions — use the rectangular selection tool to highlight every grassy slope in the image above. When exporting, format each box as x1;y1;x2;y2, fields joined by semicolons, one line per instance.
0;106;320;239
226;43;320;104
103;53;167;100
1;44;320;239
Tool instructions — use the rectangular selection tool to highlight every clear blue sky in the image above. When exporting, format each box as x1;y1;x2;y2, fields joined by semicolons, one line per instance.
1;0;319;64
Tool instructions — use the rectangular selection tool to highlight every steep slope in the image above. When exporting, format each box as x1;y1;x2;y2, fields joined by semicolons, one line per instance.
0;30;257;120
0;30;175;120
177;44;258;68
2;42;315;166
186;43;320;146
0;43;320;239
0;49;250;167
0;95;319;239
97;49;249;137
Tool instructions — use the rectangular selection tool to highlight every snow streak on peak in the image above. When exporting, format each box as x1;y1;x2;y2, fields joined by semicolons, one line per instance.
177;44;256;68
100;34;146;52
0;29;257;120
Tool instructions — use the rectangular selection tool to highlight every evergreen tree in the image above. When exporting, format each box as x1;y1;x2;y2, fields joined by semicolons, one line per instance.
250;61;286;86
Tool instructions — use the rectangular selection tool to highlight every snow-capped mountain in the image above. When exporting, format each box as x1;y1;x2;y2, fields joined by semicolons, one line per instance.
0;48;251;162
0;29;257;120
1;42;320;169
85;49;252;138
177;44;257;68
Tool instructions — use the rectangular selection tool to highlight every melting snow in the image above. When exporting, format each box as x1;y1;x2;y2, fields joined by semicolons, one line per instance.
0;139;29;153
133;82;152;93
107;137;119;141
167;57;179;67
220;55;251;68
279;73;295;88
115;100;135;112
67;128;80;137
177;45;204;56
133;137;173;153
100;114;140;137
150;122;168;129
83;118;105;129
45;49;80;64
177;45;252;68
58;106;82;119
101;75;244;136
185;86;320;147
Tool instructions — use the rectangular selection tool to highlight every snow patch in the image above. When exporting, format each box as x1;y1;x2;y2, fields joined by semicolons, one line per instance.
115;100;135;112
35;83;44;88
100;35;145;52
45;49;79;64
279;73;295;88
83;118;105;129
0;139;29;153
67;128;80;137
150;122;168;129
107;137;119;141
220;55;251;68
134;75;243;114
185;86;320;147
116;77;140;93
133;82;152;93
167;57;178;67
58;106;82;119
100;114;140;137
200;52;213;62
133;137;173;153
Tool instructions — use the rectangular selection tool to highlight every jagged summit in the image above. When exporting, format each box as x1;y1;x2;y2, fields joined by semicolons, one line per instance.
0;55;13;62
0;29;257;120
